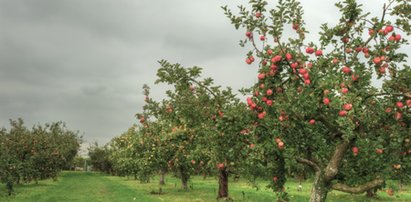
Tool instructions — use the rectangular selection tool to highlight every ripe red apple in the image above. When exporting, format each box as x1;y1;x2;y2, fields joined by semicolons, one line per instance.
258;73;265;80
341;87;349;94
285;53;292;61
309;119;315;125
266;100;273;106
355;47;363;52
373;57;382;65
342;37;350;43
394;112;402;120
298;68;308;75
395;34;401;41
375;148;384;154
339;110;348;117
343;103;353;111
260;35;266;41
266;89;273;96
267;49;273;55
323;97;330;105
191;160;196;165
352;147;359;156
332;58;339;64
249;143;255;148
262;97;267;102
258;112;266;119
396;101;404;108
139;117;145;123
385;25;394;32
271;55;282;63
292;23;299;30
246;31;252;38
277;141;285;150
219;111;224;118
406;100;411;107
305;47;315;54
351;74;359;81
379;66;386;74
217;163;225;170
385;107;392;113
290;62;298;69
275;137;282;144
273;176;278;182
246;57;252;64
388;35;395;42
304;79;311;85
368;29;375;36
315;49;323;56
255;12;262;18
302;73;310;80
342;66;351;74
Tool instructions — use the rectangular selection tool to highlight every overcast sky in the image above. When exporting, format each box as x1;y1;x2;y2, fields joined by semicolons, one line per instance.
0;0;409;146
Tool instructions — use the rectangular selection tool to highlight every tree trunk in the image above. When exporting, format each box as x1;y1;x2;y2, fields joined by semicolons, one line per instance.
159;170;165;185
309;172;328;202
217;169;229;199
366;189;376;198
180;166;189;190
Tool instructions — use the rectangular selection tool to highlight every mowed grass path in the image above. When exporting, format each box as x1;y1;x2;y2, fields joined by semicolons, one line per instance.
1;171;411;202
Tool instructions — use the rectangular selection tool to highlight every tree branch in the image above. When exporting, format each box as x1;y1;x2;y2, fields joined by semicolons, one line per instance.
331;179;385;194
296;157;320;172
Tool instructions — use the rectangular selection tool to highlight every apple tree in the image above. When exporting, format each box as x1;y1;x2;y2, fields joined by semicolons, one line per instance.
223;0;411;201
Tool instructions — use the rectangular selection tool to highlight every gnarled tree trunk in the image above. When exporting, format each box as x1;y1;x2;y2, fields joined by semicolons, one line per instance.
159;170;166;185
217;169;229;199
180;166;189;190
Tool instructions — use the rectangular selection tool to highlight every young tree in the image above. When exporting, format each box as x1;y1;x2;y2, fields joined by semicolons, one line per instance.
224;0;410;201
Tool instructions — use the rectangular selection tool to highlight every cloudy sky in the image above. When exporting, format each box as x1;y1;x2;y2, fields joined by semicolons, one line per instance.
0;0;408;146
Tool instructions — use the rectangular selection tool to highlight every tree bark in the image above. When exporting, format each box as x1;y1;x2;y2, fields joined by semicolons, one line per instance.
180;166;189;190
159;170;165;185
217;169;229;199
309;172;328;202
331;179;384;194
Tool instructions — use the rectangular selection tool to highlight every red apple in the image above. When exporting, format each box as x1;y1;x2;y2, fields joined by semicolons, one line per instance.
217;163;225;170
246;31;252;38
260;35;265;41
395;34;401;41
266;100;273;106
342;66;351;74
341;87;349;94
271;55;282;63
309;119;315;125
352;147;359;156
375;149;384;154
385;25;393;32
286;53;292;61
323;97;330;105
339;110;348;117
290;62;299;69
373;57;382;65
246;57;252;64
315;49;323;56
258;112;266;119
406;100;411;107
249;143;255;148
255;12;262;18
266;89;273;96
273;176;278;182
396;101;404;108
305;47;315;54
343;103;353;111
191;160;196;164
258;73;265;80
394;112;402;120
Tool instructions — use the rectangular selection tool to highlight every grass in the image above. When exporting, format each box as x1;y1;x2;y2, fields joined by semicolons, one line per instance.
1;171;410;201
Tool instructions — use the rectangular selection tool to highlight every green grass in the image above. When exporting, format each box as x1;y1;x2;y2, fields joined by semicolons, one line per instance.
1;171;411;201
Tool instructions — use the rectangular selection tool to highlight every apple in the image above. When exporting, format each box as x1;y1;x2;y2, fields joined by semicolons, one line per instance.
258;73;265;80
292;23;299;30
273;176;278;182
352;147;359;156
246;31;252;38
267;49;273;55
266;89;273;96
258;112;266;119
332;58;339;64
255;12;262;18
278;141;285;150
385;25;393;32
385;107;392;113
271;55;282;63
379;66;386;74
302;73;310;79
343;103;353;111
304;79;311;85
260;35;266;41
342;37;350;43
290;62;299;69
298;68;308;75
394;112;402;120
406;100;411;107
275;137;282;144
388;35;395;41
375;148;384;154
217;163;225;170
373;57;382;65
396;101;404;108
341;87;349;94
395;34;401;41
339;110;348;117
266;100;273;106
309;119;315;125
140;117;145;123
262;97;267;102
368;29;375;36
246;57;252;64
249;143;255;149
342;66;351;74
323;97;330;105
355;47;363;52
387;188;394;196
286;53;292;61
218;111;224;117
191;160;196;165
305;47;315;54
315;49;323;56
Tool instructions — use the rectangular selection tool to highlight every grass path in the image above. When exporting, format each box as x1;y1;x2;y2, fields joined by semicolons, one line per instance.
1;171;411;201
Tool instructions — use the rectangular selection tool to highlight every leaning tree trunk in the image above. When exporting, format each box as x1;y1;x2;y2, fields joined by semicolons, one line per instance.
217;168;229;199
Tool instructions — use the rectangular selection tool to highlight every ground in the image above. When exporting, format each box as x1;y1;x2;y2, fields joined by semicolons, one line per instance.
1;171;410;201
